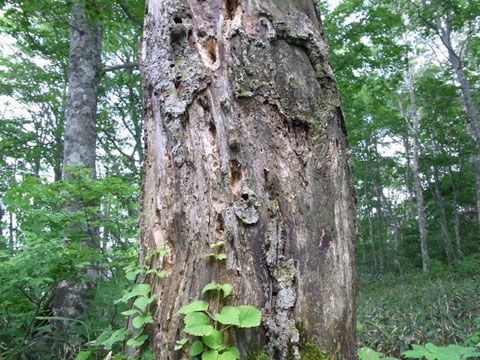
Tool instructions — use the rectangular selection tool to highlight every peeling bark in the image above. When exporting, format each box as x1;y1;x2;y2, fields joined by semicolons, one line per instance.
140;1;356;359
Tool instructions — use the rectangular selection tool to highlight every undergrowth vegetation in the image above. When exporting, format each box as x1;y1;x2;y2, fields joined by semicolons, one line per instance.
357;267;480;357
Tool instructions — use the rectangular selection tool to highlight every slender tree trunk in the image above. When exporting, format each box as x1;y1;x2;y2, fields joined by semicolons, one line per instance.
140;1;357;358
438;18;480;149
430;140;455;262
429;8;480;232
373;178;386;272
448;166;462;256
402;133;415;219
473;155;480;230
52;0;102;322
406;65;430;272
9;211;14;251
364;182;378;271
379;185;403;274
367;207;378;272
0;204;3;243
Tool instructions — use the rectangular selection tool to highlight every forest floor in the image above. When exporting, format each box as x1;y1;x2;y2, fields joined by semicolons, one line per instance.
356;267;480;357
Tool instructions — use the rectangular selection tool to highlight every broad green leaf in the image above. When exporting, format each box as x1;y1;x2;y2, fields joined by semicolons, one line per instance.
190;340;204;356
184;312;215;336
134;295;156;311
175;338;189;350
177;301;209;315
358;347;381;360
237;306;261;328
210;241;225;248
227;347;240;359
95;326;112;345
145;268;167;278
202;350;219;360
115;284;151;304
203;329;223;349
75;351;91;360
215;306;240;326
202;283;219;294
126;268;143;281
122;309;140;316
216;254;227;260
132;314;154;329
102;329;128;350
126;334;148;347
218;351;236;360
219;283;233;298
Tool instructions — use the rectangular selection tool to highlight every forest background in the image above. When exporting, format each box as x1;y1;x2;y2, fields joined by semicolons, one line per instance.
0;0;479;359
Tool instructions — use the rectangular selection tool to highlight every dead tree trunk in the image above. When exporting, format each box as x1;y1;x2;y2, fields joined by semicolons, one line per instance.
140;0;356;358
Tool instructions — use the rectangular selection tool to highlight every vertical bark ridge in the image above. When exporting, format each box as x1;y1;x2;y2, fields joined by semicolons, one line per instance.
140;1;356;358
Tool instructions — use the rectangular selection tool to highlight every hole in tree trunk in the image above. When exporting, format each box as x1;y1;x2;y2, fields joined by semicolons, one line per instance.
229;160;243;198
216;213;225;236
225;0;239;20
204;37;217;64
209;120;217;139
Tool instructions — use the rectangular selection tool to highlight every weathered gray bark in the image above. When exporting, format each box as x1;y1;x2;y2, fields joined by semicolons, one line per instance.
405;66;430;272
140;0;357;358
62;1;102;178
52;0;102;322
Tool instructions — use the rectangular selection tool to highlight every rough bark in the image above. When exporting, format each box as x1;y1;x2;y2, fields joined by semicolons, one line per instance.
140;0;356;358
406;67;430;272
52;0;102;322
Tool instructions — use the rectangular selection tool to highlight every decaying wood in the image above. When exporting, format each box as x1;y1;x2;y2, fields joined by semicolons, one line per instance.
140;0;356;358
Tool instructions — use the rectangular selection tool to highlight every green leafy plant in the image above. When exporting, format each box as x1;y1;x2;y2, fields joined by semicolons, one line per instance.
175;242;262;360
402;343;480;360
88;246;167;359
359;343;480;360
358;347;399;360
466;317;480;347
